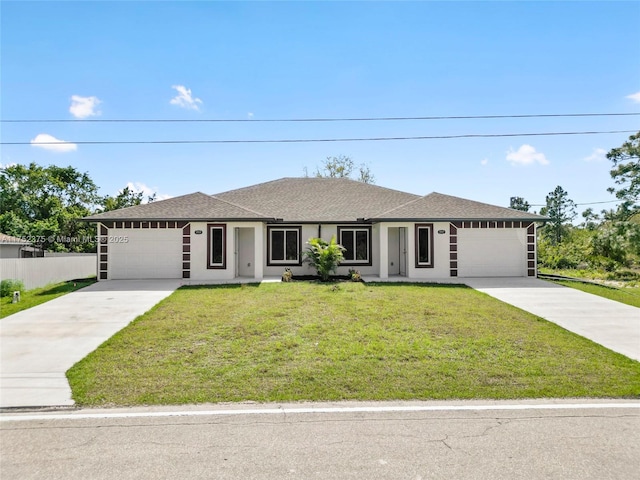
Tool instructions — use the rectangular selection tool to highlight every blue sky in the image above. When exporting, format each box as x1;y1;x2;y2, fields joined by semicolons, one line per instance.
1;1;639;214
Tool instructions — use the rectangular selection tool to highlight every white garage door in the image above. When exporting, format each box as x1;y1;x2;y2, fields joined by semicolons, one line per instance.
108;229;182;279
457;228;526;277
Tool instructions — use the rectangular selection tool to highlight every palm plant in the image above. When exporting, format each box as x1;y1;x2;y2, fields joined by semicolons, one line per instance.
303;236;345;282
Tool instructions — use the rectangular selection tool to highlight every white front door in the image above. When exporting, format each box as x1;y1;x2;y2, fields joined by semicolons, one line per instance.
388;228;400;275
399;227;407;276
236;228;255;277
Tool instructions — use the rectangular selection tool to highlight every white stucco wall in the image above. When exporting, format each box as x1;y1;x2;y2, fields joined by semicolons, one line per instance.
378;222;452;279
188;221;264;282
103;220;533;281
0;244;24;259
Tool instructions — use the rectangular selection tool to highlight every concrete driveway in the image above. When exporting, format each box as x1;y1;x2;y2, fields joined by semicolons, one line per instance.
465;278;640;362
0;280;182;409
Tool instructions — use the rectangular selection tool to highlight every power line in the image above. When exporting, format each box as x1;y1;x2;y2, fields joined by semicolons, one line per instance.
4;129;637;146
530;200;622;207
2;112;640;123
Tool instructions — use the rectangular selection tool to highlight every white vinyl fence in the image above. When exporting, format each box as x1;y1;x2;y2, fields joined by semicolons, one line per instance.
0;255;96;290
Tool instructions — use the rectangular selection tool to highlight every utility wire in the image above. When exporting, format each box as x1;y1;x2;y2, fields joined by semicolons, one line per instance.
2;112;640;123
4;129;637;146
530;200;622;207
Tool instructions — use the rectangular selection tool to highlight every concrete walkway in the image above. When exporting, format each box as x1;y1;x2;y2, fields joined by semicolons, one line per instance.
2;277;638;409
0;280;182;409
464;278;640;362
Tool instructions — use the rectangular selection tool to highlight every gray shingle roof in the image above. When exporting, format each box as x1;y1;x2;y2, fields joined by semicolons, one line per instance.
214;177;420;222
373;192;547;221
81;178;548;222
83;192;271;221
0;233;31;245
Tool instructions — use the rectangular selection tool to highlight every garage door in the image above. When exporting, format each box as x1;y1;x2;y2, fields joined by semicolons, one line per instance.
457;228;526;277
108;229;182;279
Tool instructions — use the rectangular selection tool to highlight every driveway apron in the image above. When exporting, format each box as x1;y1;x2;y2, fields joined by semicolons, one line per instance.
464;278;640;362
0;280;181;409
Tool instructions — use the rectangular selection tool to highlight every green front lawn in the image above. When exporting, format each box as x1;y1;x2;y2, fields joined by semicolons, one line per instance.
549;280;640;308
1;278;96;319
67;282;640;406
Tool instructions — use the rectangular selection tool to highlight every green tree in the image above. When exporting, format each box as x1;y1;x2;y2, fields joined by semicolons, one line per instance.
590;221;640;269
580;208;601;230
540;186;577;245
303;236;345;281
0;163;100;252
102;186;156;212
607;131;640;219
309;155;376;184
509;196;530;212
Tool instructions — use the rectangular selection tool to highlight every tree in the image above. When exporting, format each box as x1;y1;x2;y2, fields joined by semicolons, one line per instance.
303;236;345;281
580;208;601;230
590;221;640;268
309;155;375;184
102;186;156;212
0;163;101;252
607;131;640;219
540;186;577;245
509;196;530;212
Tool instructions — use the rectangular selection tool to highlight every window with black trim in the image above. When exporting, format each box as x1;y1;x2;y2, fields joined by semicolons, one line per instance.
338;226;371;265
207;224;226;269
415;223;434;268
268;226;302;265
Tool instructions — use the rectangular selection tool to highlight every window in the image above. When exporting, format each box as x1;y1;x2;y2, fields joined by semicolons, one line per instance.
415;223;434;268
268;226;302;265
338;226;371;265
207;224;226;269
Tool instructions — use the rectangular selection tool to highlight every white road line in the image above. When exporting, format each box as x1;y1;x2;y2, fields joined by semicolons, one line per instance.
1;403;639;422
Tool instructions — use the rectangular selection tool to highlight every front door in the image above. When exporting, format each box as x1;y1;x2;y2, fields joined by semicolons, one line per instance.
235;228;255;277
399;227;407;276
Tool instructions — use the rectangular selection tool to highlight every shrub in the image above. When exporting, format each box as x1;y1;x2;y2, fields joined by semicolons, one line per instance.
303;236;345;282
0;279;25;298
611;269;640;281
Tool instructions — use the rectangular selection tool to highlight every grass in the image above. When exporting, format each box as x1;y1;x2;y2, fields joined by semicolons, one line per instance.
547;279;640;308
67;282;640;406
539;267;640;287
0;278;96;319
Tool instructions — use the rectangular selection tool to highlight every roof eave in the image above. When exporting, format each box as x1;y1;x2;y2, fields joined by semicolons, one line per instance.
367;217;549;222
79;217;273;223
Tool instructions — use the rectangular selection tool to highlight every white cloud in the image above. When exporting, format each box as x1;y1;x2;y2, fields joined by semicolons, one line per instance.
0;162;17;169
30;133;77;152
480;158;489;166
626;91;640;103
248;112;254;119
506;144;549;166
583;148;607;163
125;182;172;202
169;85;203;111
69;95;102;118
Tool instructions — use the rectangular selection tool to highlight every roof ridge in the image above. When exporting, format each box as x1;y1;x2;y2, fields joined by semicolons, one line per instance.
209;194;271;218
89;191;203;216
429;191;533;214
214;177;423;197
370;191;548;221
213;177;293;196
374;193;429;218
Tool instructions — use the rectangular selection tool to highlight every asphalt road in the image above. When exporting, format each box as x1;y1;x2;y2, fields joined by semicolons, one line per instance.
1;401;639;479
